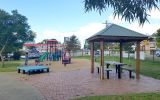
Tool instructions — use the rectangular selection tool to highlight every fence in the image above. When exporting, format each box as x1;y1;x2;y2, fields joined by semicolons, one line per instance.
70;50;84;57
71;50;160;62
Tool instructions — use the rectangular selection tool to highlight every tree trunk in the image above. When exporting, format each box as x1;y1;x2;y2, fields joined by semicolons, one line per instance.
128;51;131;64
128;50;129;59
0;36;9;67
0;53;4;67
73;51;74;57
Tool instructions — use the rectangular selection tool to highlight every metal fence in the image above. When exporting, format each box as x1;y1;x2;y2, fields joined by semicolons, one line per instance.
145;50;160;62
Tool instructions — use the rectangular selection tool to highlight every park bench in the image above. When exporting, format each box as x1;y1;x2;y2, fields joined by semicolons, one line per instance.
105;69;112;79
121;66;134;78
96;66;112;79
96;66;100;74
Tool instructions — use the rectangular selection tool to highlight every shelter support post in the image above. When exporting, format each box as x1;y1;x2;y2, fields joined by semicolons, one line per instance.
55;42;57;53
136;41;140;79
100;41;104;79
90;42;94;73
120;42;123;63
47;41;48;61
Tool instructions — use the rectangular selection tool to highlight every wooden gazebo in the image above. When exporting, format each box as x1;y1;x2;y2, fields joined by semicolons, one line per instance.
87;24;148;80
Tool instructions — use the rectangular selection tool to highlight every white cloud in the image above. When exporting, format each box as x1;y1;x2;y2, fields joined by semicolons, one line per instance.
108;14;125;24
108;9;160;22
36;30;74;44
35;23;105;47
127;22;160;35
75;23;105;46
108;12;160;35
148;9;160;19
36;18;160;50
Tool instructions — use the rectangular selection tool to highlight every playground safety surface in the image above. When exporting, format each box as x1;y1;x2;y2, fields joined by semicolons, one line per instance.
9;59;160;100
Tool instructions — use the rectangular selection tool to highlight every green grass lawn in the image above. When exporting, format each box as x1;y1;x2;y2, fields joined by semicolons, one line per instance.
0;60;23;72
73;92;160;100
0;59;37;72
73;55;160;80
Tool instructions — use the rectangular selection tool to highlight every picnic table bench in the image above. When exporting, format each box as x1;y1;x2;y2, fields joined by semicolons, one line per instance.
105;61;127;79
105;69;112;79
121;66;134;78
96;62;134;79
96;66;112;79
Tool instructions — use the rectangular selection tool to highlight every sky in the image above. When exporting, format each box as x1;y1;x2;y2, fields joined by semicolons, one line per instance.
0;0;160;47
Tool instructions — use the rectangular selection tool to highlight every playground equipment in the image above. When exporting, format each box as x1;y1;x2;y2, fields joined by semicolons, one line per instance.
17;65;49;75
62;50;71;66
46;39;61;61
39;52;48;62
23;39;63;63
38;39;61;62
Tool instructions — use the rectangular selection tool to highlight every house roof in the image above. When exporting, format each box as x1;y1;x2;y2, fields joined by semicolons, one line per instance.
87;24;148;42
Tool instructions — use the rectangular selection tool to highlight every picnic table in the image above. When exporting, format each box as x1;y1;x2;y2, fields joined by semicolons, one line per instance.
105;61;127;79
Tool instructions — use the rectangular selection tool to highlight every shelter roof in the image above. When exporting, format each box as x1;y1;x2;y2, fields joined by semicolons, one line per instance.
87;24;148;42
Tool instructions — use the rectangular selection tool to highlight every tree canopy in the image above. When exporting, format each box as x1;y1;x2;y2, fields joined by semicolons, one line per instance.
84;0;160;25
0;9;35;66
154;28;160;48
65;35;81;51
123;42;134;53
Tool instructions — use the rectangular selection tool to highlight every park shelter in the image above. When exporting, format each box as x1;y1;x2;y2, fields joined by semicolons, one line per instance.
87;24;148;80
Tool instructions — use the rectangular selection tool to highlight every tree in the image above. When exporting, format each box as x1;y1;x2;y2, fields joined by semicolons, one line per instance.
123;42;134;60
123;42;134;53
84;40;89;49
84;0;159;25
0;9;36;67
65;35;81;51
154;28;160;48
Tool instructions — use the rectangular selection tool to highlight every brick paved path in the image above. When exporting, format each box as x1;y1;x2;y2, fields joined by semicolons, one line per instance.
15;59;160;100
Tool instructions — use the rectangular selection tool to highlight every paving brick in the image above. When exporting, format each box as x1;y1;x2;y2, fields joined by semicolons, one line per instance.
16;59;160;100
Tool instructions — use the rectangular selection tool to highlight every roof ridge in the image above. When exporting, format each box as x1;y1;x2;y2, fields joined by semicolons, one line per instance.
112;23;146;36
98;24;113;35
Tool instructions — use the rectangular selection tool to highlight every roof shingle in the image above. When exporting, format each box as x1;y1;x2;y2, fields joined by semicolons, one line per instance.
87;24;148;42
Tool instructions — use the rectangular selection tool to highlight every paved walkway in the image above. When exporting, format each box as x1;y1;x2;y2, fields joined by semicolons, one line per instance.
0;72;44;100
13;59;160;100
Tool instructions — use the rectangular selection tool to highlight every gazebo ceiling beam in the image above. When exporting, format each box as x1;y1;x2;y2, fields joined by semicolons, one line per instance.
87;36;147;42
88;39;143;43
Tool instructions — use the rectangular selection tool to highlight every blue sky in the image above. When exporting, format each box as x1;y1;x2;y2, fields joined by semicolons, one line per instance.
1;0;160;47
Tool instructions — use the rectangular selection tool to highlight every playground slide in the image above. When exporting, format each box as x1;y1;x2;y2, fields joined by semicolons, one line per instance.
39;52;48;62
